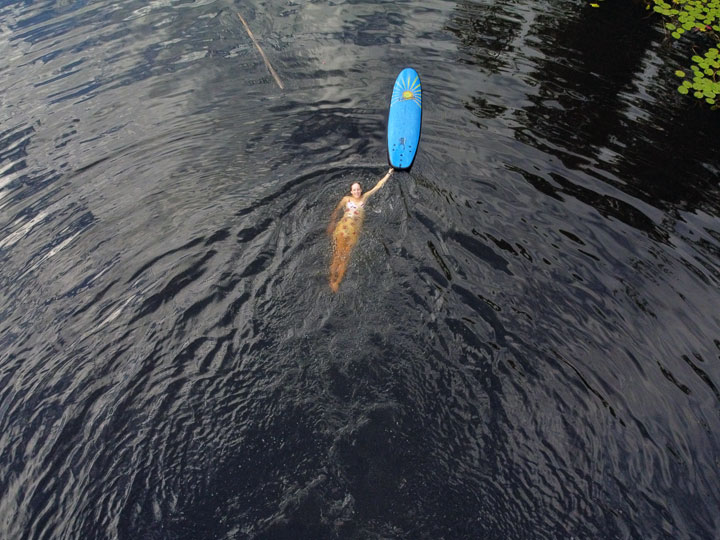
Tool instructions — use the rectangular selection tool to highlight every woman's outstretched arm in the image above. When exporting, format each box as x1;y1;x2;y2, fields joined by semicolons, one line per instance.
327;196;347;235
361;168;394;202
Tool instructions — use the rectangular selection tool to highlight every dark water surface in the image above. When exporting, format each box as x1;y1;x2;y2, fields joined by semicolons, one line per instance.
2;0;719;538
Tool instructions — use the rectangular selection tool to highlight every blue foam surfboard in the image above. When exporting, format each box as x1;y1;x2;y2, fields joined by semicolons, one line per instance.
387;68;422;170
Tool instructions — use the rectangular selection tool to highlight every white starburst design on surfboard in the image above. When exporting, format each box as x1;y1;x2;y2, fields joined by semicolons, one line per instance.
391;74;422;107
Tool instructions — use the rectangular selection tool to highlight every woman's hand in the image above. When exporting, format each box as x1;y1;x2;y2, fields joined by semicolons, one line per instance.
363;169;395;201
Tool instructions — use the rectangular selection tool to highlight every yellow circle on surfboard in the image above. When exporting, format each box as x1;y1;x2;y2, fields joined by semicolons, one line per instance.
402;90;414;100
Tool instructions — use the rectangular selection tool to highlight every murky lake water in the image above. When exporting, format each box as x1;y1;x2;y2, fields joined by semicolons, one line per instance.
1;0;719;538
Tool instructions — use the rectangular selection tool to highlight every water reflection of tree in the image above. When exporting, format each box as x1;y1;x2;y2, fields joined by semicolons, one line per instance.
455;0;720;219
519;0;720;217
446;0;525;74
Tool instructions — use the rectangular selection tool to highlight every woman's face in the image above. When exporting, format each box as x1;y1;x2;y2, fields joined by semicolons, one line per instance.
351;183;362;198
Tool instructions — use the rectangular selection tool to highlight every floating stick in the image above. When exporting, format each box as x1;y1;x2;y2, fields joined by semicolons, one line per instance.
237;12;284;90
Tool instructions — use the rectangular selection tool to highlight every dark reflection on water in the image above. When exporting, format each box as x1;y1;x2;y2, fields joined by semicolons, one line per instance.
1;0;719;538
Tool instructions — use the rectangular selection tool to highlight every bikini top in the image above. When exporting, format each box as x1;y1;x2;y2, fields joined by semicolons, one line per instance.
346;199;365;217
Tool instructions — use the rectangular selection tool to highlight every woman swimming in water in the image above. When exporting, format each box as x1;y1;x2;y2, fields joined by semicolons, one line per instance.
327;168;394;292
